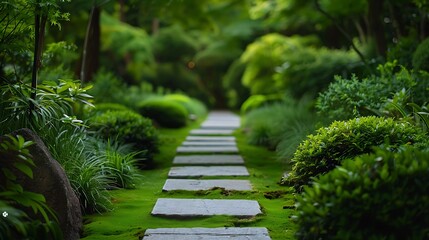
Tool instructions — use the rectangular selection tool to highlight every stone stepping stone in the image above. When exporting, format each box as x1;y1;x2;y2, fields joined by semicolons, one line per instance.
181;141;236;146
176;146;238;153
162;179;252;191
151;198;262;218
186;136;236;142
143;227;271;240
173;155;244;165
168;166;249;178
190;129;234;135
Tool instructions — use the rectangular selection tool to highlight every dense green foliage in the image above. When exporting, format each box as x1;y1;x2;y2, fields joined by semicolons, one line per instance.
240;34;361;98
295;148;429;240
240;94;283;114
138;98;189;128
90;110;159;162
316;63;429;120
284;116;425;191
412;37;429;72
243;95;319;154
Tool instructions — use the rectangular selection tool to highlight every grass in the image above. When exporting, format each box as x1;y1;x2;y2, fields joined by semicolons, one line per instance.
81;117;297;240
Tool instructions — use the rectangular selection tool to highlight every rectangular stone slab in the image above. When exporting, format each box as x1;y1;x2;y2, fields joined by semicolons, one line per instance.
186;136;236;142
168;166;249;178
190;129;234;135
181;141;237;146
143;227;271;240
176;146;238;153
162;179;252;191
200;122;240;129
173;155;244;165
151;198;262;218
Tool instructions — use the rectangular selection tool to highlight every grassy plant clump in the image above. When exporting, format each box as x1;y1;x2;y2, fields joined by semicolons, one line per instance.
39;124;112;214
295;148;429;240
284;116;426;191
138;98;189;128
89;110;159;163
93;140;141;189
243;95;320;154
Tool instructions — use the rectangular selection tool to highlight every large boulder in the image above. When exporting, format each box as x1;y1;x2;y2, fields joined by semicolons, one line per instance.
1;128;82;240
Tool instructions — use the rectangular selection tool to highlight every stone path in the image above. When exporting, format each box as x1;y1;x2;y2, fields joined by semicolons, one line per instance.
143;111;271;239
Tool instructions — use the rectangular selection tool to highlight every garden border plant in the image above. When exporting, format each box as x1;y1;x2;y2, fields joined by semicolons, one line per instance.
283;116;426;191
294;147;429;240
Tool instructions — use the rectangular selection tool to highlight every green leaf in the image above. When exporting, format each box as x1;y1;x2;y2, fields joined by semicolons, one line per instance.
13;162;33;179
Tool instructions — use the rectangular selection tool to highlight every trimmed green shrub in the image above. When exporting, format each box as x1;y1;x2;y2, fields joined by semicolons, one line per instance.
295;148;429;240
412;37;429;71
90;110;159;161
163;94;207;119
138;99;188;128
284;116;425;191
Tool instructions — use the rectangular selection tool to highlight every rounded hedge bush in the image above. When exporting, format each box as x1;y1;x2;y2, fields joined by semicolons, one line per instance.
295;148;429;240
90;110;158;161
412;37;429;71
284;116;425;191
163;94;207;119
138;98;188;128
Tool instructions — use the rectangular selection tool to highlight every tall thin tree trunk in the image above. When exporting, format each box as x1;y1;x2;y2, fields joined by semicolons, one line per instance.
81;6;100;82
368;0;386;56
30;2;46;116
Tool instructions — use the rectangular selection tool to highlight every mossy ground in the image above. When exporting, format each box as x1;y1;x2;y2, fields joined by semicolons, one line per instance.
81;118;297;240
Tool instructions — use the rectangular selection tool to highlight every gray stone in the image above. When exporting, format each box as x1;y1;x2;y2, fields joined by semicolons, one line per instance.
1;128;82;240
186;136;236;142
168;166;249;177
190;129;234;135
151;198;262;218
177;146;238;153
200;122;240;129
143;227;271;240
162;179;252;191
173;155;244;165
181;141;237;146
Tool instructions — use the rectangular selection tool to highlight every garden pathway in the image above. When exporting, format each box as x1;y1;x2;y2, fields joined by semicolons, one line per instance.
143;111;271;239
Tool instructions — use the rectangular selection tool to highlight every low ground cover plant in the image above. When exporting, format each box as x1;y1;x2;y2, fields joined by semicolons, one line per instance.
294;148;429;240
283;116;426;191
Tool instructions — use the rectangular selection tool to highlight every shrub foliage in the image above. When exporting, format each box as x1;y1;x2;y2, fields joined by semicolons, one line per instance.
138;98;188;128
295;148;429;240
284;116;425;191
90;110;159;161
